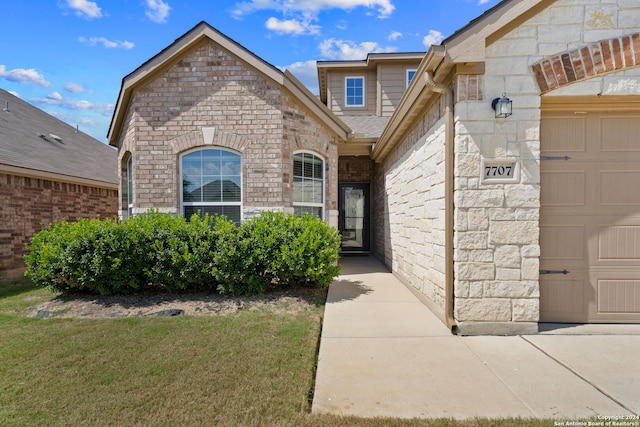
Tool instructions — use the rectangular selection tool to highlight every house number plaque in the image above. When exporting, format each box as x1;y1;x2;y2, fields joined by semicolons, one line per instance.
480;158;518;184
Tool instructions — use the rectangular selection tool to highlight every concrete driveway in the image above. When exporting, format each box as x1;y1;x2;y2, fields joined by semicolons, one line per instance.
312;256;640;420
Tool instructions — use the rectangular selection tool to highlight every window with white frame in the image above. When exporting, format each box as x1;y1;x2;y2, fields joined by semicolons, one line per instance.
293;152;324;219
181;148;242;224
406;69;417;88
345;76;365;107
126;155;133;217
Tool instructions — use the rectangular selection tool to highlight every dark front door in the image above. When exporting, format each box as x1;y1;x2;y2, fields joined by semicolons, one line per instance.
339;183;370;252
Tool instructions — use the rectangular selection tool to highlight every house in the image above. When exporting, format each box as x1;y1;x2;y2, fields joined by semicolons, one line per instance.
107;22;349;226
0;89;118;280
109;0;640;335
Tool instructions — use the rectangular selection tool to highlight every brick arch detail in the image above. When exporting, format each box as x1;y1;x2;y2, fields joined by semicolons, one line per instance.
531;33;640;94
170;129;248;154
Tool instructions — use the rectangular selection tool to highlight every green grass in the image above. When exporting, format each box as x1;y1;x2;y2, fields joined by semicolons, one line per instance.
0;279;556;427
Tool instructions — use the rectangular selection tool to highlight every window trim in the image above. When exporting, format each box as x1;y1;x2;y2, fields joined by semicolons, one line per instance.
179;146;243;222
126;155;133;217
344;76;365;107
292;150;325;219
406;69;417;88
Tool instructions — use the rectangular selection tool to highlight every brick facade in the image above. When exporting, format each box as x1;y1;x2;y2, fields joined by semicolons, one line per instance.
114;37;342;226
532;33;640;93
338;157;373;183
0;173;118;279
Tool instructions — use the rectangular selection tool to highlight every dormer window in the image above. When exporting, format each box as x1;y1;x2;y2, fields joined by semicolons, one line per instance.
345;76;364;107
407;69;417;88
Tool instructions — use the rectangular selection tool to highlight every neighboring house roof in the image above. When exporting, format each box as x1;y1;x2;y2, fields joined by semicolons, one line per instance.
317;52;426;105
0;89;117;187
108;21;351;146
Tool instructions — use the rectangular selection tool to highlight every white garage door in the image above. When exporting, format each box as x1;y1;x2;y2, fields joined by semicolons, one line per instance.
540;107;640;323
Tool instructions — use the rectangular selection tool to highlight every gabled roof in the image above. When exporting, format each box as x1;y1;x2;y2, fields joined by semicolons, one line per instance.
317;52;425;104
0;89;117;186
107;21;350;146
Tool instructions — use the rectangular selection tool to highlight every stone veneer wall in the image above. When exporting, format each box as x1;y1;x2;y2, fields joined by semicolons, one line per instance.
0;173;118;279
115;40;341;223
373;98;448;310
452;0;640;334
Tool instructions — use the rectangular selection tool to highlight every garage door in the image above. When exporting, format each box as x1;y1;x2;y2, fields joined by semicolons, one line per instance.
540;108;640;323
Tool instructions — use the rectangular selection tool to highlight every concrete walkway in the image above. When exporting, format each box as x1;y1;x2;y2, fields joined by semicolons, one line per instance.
312;256;640;420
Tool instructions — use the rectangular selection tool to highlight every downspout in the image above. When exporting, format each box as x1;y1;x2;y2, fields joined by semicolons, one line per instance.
424;71;457;334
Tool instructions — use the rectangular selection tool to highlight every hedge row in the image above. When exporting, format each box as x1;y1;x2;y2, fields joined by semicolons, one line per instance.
25;211;341;296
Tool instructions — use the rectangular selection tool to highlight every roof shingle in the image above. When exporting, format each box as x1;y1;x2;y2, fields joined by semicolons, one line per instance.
0;89;117;185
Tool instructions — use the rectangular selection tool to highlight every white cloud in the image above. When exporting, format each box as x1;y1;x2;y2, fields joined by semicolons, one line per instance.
79;36;135;49
265;16;320;35
233;0;395;19
422;29;444;47
32;92;114;116
0;65;51;87
319;38;396;60
281;60;319;95
65;83;92;93
9;91;20;98
65;0;102;18
145;0;171;23
388;31;402;41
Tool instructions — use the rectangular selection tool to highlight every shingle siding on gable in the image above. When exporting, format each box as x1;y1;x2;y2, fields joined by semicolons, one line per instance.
327;70;377;116
0;173;118;279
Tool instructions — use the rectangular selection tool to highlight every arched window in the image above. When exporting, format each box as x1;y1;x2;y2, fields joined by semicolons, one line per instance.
120;153;133;219
181;148;242;224
293;152;324;219
126;155;133;217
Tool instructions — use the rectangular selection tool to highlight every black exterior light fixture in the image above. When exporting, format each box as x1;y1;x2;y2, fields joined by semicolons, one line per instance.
491;93;512;118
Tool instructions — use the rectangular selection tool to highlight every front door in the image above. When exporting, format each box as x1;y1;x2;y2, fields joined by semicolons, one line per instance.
339;184;370;252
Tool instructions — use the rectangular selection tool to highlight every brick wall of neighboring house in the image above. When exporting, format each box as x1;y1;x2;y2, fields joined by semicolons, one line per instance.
116;39;342;225
0;173;118;280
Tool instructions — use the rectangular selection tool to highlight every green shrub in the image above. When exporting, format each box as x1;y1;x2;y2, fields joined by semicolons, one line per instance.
214;211;341;296
25;211;341;296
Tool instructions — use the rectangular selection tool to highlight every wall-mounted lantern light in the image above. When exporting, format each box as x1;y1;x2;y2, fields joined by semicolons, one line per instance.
491;93;512;118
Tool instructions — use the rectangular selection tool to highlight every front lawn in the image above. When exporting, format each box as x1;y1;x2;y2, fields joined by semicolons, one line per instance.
0;279;554;427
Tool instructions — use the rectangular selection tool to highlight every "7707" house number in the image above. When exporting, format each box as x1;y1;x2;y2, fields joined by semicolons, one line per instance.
480;158;518;183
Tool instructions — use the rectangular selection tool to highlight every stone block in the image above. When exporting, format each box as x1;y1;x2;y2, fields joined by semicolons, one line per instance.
455;262;495;281
490;220;538;245
505;184;540;208
521;244;541;258
494;245;521;268
455;231;488;250
496;268;521;281
482;280;538;298
512;298;540;322
521;257;540;280
455;298;512;322
467;208;489;230
456;189;505;208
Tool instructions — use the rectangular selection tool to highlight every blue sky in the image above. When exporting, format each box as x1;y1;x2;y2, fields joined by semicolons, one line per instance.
0;0;500;143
